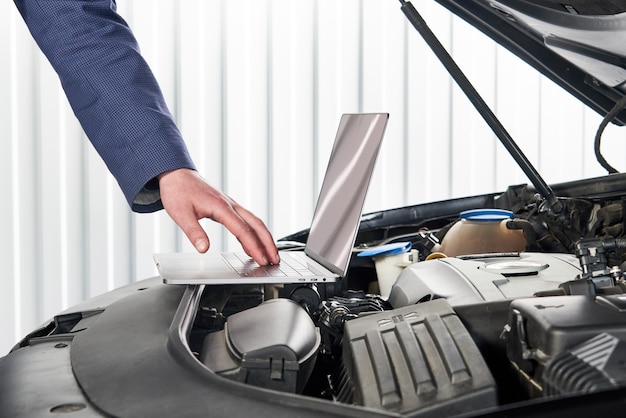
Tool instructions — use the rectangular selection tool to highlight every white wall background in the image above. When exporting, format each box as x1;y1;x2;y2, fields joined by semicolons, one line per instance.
2;0;626;354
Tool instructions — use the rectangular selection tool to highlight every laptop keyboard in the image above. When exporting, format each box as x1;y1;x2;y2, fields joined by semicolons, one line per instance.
223;252;325;277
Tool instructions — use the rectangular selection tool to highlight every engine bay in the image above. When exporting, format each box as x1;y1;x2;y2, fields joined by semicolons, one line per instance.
183;7;626;407
180;3;626;413
186;181;626;417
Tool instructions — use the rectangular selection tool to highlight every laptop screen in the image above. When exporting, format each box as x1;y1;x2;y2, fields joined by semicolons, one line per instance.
305;113;389;276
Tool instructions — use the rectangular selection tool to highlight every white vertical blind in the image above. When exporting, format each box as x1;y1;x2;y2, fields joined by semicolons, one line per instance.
2;0;626;354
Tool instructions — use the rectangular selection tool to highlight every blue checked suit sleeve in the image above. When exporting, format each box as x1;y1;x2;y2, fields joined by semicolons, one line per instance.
14;0;196;213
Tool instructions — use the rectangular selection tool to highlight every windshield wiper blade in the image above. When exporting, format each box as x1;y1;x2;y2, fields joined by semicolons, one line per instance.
398;0;562;213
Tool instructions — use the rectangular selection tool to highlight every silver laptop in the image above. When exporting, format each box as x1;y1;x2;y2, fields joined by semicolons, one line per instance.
154;113;389;285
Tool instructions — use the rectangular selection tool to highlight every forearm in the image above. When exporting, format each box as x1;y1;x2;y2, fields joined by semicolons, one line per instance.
14;0;195;211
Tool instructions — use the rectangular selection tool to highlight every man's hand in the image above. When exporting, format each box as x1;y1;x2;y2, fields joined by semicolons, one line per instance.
158;168;280;266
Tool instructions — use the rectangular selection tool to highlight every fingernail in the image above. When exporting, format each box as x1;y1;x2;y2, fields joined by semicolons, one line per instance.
261;256;268;265
195;239;208;253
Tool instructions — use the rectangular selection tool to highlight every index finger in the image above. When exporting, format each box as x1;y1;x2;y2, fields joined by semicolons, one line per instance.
212;202;279;265
233;205;280;264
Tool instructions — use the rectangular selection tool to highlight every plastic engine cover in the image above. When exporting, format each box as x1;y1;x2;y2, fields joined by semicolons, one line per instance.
340;299;497;416
389;252;581;308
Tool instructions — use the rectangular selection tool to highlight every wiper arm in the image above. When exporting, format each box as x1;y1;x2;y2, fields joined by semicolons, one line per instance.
398;0;562;213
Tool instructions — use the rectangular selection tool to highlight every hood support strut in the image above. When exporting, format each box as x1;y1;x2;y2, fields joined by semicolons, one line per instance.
398;0;562;213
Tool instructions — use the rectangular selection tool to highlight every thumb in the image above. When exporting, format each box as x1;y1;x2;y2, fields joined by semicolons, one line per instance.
177;218;210;253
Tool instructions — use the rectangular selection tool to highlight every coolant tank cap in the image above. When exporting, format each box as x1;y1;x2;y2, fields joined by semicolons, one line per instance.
460;209;513;222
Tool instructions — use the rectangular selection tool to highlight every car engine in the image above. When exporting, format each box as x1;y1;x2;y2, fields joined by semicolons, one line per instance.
177;2;626;414
188;182;626;417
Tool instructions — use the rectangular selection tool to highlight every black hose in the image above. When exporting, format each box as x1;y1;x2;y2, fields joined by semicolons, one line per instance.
594;93;626;174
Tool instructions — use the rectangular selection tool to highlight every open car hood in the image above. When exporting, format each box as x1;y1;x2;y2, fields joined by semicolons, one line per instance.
433;0;626;125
